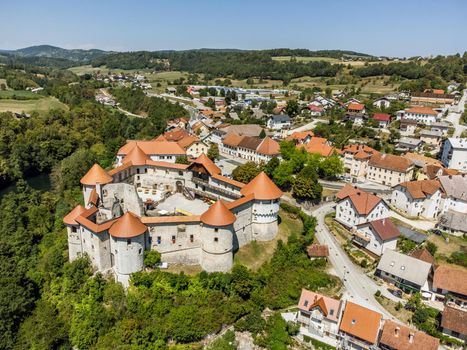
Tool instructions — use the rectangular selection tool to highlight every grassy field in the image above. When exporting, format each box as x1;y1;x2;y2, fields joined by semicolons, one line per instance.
428;233;467;257
233;209;303;271
0;96;68;114
0;90;41;99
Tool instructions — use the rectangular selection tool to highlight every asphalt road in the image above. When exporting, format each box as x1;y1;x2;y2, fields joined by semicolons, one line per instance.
445;90;466;138
305;202;399;320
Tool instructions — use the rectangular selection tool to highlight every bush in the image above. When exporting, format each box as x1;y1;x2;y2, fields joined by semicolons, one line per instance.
234;311;265;335
360;259;368;268
143;250;161;267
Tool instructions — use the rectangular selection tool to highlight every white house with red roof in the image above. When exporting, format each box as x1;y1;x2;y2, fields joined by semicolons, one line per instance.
335;185;390;228
372;113;391;128
353;218;400;256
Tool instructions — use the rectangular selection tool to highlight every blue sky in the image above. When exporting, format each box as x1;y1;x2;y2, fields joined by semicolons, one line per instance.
2;0;466;57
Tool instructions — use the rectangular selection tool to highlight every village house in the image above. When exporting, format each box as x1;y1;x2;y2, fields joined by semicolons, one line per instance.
286;131;314;144
307;104;324;116
379;320;440;350
441;138;467;172
298;289;342;339
411;90;455;106
391;179;443;219
267;114;291;130
438;210;467;236
307;244;330;260
396;137;423;152
221;134;280;163
372;113;391;128
366;153;414;187
429;121;450;136
399;118;418;135
432;265;467;308
353;218;400;256
335;185;390;229
404;152;442;169
341;144;379;178
441;306;467;342
375;249;432;294
398;106;439;125
438;174;467;214
338;301;382;350
301;137;339;157
417;163;458;181
177;135;209;159
373;97;391;109
345;103;367;125
420;129;443;147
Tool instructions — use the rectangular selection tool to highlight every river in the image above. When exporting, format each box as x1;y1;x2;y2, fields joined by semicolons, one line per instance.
0;173;52;198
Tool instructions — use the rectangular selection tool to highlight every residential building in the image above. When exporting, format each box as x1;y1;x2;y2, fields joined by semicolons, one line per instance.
307;104;324;116
411;91;455;106
429;121;451;136
410;248;435;266
267;114;291;130
301;137;339;157
339;301;382;350
347;103;366;114
420;129;442;147
367;153;414;187
417;164;458;181
379;320;439;350
222;134;280;163
375;249;432;293
177;136;209;159
440;138;467;171
298;289;342;339
372;113;391;128
307;244;329;259
116;140;186;165
432;265;467;307
441;306;467;342
400;118;418;135
163;127;190;142
346;103;367;125
217;124;263;137
391;180;443;219
441;306;467;341
396;137;423;152
286;131;314;144
353;218;400;256
438;210;467;236
438;174;467;214
373;97;391;109
335;185;389;228
341;144;379;178
404;152;442;169
398;107;439;125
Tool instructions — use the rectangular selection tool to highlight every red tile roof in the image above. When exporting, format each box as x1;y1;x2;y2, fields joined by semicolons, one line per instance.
372;113;391;122
348;103;365;111
189;153;221;176
122;144;150;166
200;200;236;226
441;306;467;336
117;140;185;156
357;218;400;241
380;320;439;350
337;186;384;216
163;128;190;142
369;153;413;173
410;248;435;265
80;164;113;185
109;212;147;238
240;172;283;200
396;180;442;199
339;301;382;344
307;244;330;257
433;265;467;296
256;137;280;156
63;205;86;225
302;137;337;157
406;107;438;116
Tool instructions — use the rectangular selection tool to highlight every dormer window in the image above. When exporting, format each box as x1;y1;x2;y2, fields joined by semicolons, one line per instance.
351;319;356;325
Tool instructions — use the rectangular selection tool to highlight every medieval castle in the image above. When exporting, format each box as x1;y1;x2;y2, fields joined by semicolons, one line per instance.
64;140;282;286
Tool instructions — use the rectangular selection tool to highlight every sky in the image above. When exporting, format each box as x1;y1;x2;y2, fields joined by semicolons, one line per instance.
2;0;467;57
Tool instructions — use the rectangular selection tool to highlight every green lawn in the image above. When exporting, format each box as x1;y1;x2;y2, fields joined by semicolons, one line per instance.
0;90;41;99
0;96;68;114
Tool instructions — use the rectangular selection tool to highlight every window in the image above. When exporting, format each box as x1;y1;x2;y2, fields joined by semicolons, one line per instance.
157;236;161;244
351;319;356;325
172;235;176;244
190;234;194;243
214;228;219;233
214;237;218;243
127;239;131;245
139;248;142;254
136;168;140;174
71;226;77;233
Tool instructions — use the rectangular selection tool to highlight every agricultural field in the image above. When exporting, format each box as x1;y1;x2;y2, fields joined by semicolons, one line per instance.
0;96;68;114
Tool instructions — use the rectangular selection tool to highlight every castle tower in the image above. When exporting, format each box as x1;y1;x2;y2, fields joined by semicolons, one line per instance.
199;200;236;272
240;172;282;241
80;163;113;206
108;211;147;287
63;204;86;261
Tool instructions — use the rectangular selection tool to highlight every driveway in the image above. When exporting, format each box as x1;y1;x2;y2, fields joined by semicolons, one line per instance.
444;90;466;138
286;118;328;135
389;210;435;231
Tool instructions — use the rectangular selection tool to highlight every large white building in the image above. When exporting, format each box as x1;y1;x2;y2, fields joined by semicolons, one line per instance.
391;179;443;219
366;153;414;187
64;145;283;287
397;106;439;125
335;185;390;228
441;138;467;172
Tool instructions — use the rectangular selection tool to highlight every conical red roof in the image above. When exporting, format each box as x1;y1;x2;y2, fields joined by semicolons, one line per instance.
109;212;147;238
63;204;86;225
80;164;113;185
240;172;282;200
200;200;236;226
122;144;149;166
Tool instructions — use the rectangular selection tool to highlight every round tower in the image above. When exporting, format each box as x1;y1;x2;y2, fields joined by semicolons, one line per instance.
63;204;86;261
199;200;236;272
240;172;283;241
108;211;147;287
80;163;113;206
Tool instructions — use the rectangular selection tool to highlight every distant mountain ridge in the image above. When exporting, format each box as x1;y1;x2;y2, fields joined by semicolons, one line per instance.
0;45;111;62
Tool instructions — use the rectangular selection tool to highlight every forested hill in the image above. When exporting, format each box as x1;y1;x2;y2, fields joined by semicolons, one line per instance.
0;45;110;62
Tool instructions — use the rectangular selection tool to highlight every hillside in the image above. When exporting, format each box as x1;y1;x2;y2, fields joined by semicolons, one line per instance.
0;44;110;62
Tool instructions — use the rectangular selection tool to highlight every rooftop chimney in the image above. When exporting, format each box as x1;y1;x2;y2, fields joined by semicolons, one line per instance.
394;327;400;337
